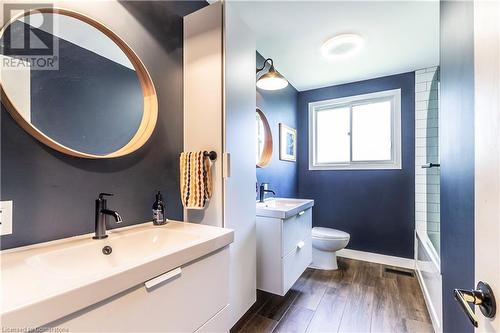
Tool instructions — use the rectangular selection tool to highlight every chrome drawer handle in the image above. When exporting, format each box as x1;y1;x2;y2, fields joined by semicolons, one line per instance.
298;211;305;216
297;241;305;249
145;267;182;289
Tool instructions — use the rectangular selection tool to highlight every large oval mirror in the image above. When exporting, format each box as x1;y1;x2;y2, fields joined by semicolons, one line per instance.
0;8;157;158
256;109;272;168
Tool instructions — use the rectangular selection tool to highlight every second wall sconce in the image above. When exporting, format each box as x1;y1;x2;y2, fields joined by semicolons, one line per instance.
256;58;289;91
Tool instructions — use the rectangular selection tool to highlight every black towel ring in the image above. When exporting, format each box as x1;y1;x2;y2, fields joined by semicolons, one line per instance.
204;151;217;161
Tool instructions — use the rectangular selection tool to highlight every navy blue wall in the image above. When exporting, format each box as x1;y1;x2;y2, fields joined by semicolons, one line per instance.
297;73;415;259
0;1;207;249
440;1;475;332
256;52;299;198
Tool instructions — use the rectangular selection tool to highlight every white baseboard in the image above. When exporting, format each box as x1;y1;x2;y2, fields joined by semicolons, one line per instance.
336;248;415;270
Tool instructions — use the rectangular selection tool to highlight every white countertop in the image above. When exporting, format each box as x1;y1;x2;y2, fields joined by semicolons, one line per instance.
1;221;234;328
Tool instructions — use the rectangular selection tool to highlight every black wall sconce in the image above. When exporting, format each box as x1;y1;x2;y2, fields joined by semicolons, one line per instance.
256;58;288;91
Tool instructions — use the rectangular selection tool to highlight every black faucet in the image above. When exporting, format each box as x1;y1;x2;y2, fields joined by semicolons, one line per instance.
259;183;276;203
93;193;123;239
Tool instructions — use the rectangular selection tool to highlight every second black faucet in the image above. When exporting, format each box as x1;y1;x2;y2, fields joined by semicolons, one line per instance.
259;183;276;203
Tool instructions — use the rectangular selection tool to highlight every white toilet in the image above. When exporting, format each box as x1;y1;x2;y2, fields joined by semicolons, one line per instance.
311;227;350;270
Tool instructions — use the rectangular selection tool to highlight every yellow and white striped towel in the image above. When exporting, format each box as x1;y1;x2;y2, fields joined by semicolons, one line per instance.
180;151;213;209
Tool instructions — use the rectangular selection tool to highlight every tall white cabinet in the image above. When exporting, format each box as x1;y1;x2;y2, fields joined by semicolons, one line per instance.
184;2;256;330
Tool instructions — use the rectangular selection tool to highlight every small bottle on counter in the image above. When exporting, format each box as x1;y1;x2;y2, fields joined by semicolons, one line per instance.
152;191;167;225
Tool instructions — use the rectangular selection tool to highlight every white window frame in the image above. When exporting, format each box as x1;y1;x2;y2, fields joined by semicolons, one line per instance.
309;89;402;170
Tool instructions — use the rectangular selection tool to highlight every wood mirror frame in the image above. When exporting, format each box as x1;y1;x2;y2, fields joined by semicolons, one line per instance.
256;108;273;168
0;8;158;159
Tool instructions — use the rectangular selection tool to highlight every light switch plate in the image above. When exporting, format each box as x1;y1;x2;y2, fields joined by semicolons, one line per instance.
0;200;13;235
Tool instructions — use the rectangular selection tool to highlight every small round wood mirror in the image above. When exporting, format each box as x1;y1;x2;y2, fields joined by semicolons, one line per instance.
0;8;158;158
256;109;272;168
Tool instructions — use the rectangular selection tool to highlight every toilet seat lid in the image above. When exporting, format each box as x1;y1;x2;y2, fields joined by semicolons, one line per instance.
312;227;350;240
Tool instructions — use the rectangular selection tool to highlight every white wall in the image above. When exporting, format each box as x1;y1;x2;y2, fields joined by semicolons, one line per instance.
474;0;500;330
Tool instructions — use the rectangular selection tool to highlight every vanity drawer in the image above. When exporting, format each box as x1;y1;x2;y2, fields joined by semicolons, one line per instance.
282;239;312;293
52;247;229;332
282;208;312;256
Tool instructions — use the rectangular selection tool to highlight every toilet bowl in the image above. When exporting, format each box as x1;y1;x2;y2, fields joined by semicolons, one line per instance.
311;227;350;270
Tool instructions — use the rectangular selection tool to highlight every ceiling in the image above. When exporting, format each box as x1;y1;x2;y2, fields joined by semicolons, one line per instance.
233;1;439;91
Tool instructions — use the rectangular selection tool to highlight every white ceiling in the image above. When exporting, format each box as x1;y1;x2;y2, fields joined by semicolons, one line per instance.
233;1;439;91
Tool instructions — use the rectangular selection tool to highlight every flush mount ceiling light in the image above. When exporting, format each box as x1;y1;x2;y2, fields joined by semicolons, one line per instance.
321;33;364;59
256;58;288;91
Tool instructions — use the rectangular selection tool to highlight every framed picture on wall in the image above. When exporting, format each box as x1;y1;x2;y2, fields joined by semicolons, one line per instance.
279;123;297;162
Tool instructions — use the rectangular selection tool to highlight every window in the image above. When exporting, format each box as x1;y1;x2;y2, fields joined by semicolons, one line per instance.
309;89;401;170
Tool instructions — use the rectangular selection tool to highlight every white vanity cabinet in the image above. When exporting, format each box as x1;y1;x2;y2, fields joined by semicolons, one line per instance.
48;247;230;333
256;206;312;296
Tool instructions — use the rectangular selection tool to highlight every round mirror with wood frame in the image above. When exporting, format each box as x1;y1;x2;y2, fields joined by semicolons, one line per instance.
256;109;273;168
0;8;158;159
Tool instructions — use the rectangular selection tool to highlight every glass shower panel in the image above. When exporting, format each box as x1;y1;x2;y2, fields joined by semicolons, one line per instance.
415;67;440;257
425;69;440;254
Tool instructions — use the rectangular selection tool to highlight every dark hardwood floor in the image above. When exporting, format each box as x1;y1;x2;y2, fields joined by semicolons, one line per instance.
233;258;433;333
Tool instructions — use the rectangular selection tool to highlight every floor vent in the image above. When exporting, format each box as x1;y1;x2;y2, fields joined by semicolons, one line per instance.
384;267;415;277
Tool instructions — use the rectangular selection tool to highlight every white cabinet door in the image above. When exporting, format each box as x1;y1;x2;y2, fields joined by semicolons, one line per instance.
223;1;257;327
183;2;257;328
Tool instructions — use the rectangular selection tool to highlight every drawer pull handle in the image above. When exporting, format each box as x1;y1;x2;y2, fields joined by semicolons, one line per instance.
145;267;182;289
297;241;305;249
298;211;305;216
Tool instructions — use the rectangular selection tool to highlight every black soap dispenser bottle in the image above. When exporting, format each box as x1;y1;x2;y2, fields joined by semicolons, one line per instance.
152;191;167;225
